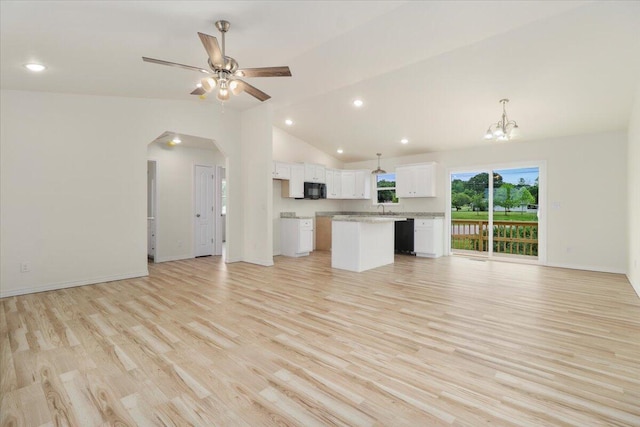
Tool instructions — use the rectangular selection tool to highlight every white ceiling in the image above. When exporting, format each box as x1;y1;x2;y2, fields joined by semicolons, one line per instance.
2;1;639;162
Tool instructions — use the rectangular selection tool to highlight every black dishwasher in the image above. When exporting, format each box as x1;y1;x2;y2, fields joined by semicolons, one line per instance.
394;218;414;254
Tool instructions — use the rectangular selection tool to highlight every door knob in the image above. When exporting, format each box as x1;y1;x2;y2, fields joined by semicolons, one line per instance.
196;214;201;217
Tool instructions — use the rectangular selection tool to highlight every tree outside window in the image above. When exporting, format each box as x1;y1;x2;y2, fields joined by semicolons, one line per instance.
376;173;398;204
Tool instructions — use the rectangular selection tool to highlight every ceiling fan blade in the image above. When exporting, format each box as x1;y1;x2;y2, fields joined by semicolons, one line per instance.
235;66;292;78
197;32;224;68
142;57;210;74
232;80;271;101
191;87;206;95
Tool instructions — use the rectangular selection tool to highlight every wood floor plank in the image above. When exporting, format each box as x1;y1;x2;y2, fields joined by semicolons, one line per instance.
1;252;639;425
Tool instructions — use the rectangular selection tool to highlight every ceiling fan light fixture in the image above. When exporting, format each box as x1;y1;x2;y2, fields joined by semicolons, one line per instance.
201;77;217;92
142;20;291;103
217;87;230;101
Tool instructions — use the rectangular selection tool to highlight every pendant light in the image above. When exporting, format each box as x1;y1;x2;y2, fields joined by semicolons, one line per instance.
371;153;387;175
483;99;521;141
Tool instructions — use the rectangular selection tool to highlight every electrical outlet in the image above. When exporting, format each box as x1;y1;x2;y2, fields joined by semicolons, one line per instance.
20;262;30;273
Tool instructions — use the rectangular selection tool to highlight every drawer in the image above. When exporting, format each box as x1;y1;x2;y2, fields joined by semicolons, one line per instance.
300;219;313;229
414;219;434;228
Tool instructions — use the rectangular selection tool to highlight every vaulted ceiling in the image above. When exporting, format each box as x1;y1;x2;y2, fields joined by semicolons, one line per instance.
2;1;639;161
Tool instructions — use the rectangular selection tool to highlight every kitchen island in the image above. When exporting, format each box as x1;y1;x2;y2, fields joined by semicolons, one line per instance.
331;215;406;272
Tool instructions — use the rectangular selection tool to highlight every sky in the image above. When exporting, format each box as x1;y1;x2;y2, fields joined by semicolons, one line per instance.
451;167;539;186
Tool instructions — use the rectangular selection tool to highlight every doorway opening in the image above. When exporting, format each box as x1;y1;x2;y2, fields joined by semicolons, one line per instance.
449;164;544;263
147;131;226;263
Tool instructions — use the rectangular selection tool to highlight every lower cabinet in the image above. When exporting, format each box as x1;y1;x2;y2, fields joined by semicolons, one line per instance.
280;218;314;257
414;217;444;258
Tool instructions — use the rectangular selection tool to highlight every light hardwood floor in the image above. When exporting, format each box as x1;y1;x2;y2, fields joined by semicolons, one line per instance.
1;252;639;426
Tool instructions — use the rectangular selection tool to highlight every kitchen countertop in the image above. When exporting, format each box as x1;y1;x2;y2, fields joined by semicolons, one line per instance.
331;215;407;223
316;211;444;218
280;212;313;219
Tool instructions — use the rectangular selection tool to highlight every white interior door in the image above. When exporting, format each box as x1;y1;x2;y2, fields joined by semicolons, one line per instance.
195;165;214;257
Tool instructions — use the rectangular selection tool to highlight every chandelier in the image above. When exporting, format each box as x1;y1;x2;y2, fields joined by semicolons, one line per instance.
484;99;520;141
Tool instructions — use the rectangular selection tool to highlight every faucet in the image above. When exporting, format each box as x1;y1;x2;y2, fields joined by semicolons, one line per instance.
377;204;385;215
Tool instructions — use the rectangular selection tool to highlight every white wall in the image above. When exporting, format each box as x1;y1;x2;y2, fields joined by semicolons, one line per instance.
272;127;344;255
0;90;242;297
628;85;640;297
343;131;628;274
147;143;225;262
273;127;344;168
240;104;274;266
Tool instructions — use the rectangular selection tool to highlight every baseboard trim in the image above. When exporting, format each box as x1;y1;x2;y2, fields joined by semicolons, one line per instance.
243;257;275;267
545;262;626;275
0;270;149;298
154;254;193;263
225;256;242;263
628;274;640;298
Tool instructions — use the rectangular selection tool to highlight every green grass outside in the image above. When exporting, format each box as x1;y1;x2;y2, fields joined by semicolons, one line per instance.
451;210;538;221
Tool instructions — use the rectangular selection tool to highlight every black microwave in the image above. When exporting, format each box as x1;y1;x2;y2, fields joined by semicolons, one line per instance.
302;182;326;199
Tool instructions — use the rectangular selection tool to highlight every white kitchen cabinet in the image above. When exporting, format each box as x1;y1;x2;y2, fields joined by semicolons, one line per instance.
341;171;356;198
396;163;436;198
272;161;291;180
281;164;304;198
280;218;314;257
414;217;444;258
326;169;342;199
340;170;370;199
304;163;326;183
354;170;371;199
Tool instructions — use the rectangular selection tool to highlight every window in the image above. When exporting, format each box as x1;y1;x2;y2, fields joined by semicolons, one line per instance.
376;173;398;204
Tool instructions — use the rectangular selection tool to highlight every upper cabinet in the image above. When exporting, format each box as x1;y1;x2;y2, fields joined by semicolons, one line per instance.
272;161;291;180
355;170;371;199
396;163;436;198
326;169;342;199
274;161;370;200
341;170;370;199
281;164;305;198
304;163;326;183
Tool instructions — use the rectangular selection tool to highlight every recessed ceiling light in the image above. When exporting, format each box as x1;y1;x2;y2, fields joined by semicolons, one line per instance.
24;63;46;72
285;119;293;126
401;138;409;144
172;137;182;144
337;149;344;154
353;99;364;107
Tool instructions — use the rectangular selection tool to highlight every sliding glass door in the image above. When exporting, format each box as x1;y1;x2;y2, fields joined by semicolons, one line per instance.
450;165;542;261
450;170;490;253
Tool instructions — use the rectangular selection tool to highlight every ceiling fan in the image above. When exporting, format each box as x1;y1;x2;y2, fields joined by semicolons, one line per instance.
142;20;291;102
